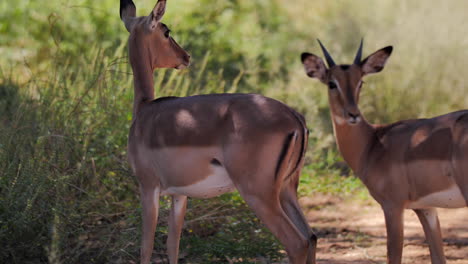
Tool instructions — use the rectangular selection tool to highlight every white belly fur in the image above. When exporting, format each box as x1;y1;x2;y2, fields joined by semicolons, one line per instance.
133;145;236;198
407;184;466;209
161;164;235;198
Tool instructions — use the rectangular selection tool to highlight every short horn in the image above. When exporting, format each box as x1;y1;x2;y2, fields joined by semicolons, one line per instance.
354;38;364;65
317;39;335;67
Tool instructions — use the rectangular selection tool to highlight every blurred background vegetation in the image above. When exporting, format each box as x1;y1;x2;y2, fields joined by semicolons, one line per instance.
1;0;467;263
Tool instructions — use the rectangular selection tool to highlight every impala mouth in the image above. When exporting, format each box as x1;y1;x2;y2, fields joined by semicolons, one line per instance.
175;62;189;70
347;117;361;125
175;54;191;70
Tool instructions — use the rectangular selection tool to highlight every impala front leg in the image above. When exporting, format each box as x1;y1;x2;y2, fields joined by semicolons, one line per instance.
382;206;404;264
414;208;446;264
167;194;188;264
140;184;161;264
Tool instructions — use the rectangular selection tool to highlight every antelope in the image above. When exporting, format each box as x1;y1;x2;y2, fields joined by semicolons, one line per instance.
120;0;317;263
301;39;468;264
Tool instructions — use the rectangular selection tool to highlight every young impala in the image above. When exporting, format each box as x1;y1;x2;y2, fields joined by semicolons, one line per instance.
301;40;467;264
120;0;316;263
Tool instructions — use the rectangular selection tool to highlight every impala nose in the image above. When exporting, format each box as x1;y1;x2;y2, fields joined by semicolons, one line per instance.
347;112;361;124
183;54;191;65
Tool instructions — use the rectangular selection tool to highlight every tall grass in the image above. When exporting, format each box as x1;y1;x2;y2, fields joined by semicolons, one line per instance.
1;0;468;263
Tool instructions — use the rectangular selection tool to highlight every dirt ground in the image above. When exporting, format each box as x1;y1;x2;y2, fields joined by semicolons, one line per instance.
299;195;468;264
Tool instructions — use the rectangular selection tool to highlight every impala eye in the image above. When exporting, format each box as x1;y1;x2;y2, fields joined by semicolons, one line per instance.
328;81;337;89
164;29;170;38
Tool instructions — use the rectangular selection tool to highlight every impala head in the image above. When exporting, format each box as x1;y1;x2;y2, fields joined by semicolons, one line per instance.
120;0;190;69
301;40;392;125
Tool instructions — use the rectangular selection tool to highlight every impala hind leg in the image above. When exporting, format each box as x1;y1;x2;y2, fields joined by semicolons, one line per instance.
167;194;188;264
414;208;446;264
383;206;404;264
280;179;317;263
241;192;310;264
139;185;161;264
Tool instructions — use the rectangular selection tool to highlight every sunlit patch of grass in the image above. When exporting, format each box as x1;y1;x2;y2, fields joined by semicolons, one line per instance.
298;149;368;199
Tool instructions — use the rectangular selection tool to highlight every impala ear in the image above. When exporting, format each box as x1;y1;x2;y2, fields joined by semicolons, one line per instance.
120;0;137;32
361;46;393;75
301;52;328;83
148;0;166;30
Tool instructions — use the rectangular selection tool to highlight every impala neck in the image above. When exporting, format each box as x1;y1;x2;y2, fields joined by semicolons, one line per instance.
331;114;375;176
129;45;155;117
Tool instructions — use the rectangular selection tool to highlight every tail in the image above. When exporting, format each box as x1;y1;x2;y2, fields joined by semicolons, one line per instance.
275;110;309;185
290;110;309;179
275;131;299;183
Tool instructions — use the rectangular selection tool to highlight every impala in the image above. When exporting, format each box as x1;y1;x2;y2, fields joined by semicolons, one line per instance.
120;0;316;263
301;40;467;264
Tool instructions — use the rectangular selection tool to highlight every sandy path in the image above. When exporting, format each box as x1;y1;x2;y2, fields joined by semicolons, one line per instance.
299;195;468;264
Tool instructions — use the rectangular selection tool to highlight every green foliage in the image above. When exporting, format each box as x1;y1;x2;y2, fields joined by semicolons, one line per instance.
182;194;284;263
1;0;468;263
0;45;138;263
